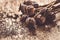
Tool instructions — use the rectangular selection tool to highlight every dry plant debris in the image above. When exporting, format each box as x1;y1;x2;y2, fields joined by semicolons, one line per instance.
19;0;60;35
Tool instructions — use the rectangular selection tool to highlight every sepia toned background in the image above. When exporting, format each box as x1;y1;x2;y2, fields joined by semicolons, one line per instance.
0;0;60;40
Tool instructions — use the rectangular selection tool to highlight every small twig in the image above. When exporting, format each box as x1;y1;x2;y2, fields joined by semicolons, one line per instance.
34;1;57;18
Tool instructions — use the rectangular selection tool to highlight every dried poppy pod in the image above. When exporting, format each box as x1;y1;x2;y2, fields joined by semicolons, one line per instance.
26;17;36;25
25;17;36;35
23;0;32;5
48;12;56;21
19;3;35;16
45;12;56;25
39;8;56;24
27;5;35;17
35;14;46;26
23;0;39;8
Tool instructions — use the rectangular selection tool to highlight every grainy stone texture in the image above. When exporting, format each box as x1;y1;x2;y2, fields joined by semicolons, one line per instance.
0;0;60;40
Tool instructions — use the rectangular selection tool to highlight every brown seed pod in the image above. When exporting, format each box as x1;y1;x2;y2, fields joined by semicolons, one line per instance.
23;0;39;8
35;14;46;26
19;4;35;16
27;5;35;17
26;17;36;25
39;8;56;24
45;12;56;25
25;17;36;35
23;0;32;5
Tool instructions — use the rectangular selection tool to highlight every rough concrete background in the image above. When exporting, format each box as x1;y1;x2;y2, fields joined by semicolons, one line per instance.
0;0;60;40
